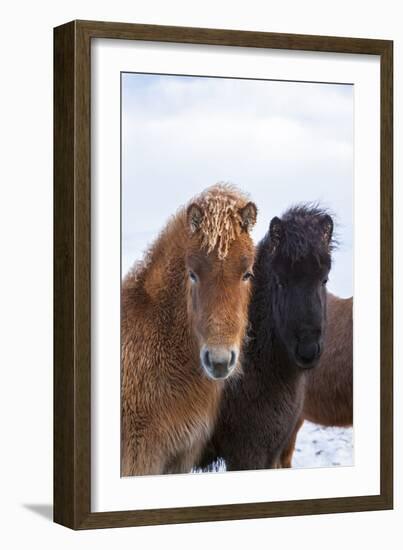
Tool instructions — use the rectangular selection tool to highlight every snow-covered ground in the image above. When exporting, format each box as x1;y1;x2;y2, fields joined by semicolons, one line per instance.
292;421;353;469
194;421;353;473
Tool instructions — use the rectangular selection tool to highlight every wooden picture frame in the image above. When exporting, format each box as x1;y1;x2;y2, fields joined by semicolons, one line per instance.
54;20;393;530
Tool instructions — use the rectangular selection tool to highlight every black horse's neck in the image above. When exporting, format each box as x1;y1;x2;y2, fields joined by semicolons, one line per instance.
246;237;303;384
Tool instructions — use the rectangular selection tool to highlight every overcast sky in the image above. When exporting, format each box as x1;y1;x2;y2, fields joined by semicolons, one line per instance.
122;73;353;297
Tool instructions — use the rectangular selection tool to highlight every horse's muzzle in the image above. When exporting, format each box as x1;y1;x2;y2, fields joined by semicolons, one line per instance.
295;341;322;369
200;345;239;380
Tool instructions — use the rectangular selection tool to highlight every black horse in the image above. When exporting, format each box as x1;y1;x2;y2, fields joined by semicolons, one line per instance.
200;205;335;471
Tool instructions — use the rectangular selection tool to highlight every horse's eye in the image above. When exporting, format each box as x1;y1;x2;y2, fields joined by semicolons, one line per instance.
242;271;253;281
322;278;329;286
189;270;198;283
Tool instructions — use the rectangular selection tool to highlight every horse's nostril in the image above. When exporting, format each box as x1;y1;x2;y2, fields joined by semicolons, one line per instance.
203;350;212;368
229;350;236;368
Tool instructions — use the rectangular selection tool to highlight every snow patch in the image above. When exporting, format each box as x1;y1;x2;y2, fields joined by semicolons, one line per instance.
292;421;353;469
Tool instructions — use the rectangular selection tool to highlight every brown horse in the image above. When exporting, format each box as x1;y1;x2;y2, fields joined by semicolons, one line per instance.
121;184;257;476
280;293;353;467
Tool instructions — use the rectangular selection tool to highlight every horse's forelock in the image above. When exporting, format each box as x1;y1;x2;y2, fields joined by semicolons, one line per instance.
192;185;251;260
276;204;335;265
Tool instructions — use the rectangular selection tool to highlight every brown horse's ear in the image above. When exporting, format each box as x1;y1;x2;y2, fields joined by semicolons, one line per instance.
321;214;334;246
187;203;204;233
269;216;283;253
239;202;257;232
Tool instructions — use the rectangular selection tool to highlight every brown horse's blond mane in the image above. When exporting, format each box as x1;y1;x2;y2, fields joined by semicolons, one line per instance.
193;184;249;260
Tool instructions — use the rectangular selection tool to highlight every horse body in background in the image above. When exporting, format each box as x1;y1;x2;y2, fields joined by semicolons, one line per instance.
199;205;335;471
280;293;353;467
121;185;257;476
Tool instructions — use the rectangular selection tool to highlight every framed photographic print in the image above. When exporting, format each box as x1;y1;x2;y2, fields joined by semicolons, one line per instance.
54;20;393;529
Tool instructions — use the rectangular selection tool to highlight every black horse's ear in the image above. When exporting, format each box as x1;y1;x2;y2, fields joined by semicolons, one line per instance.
239;201;257;232
321;214;334;246
187;203;204;233
269;216;283;253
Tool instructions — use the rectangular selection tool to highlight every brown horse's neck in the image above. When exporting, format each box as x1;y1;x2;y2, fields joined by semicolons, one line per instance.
125;211;195;347
143;215;186;295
